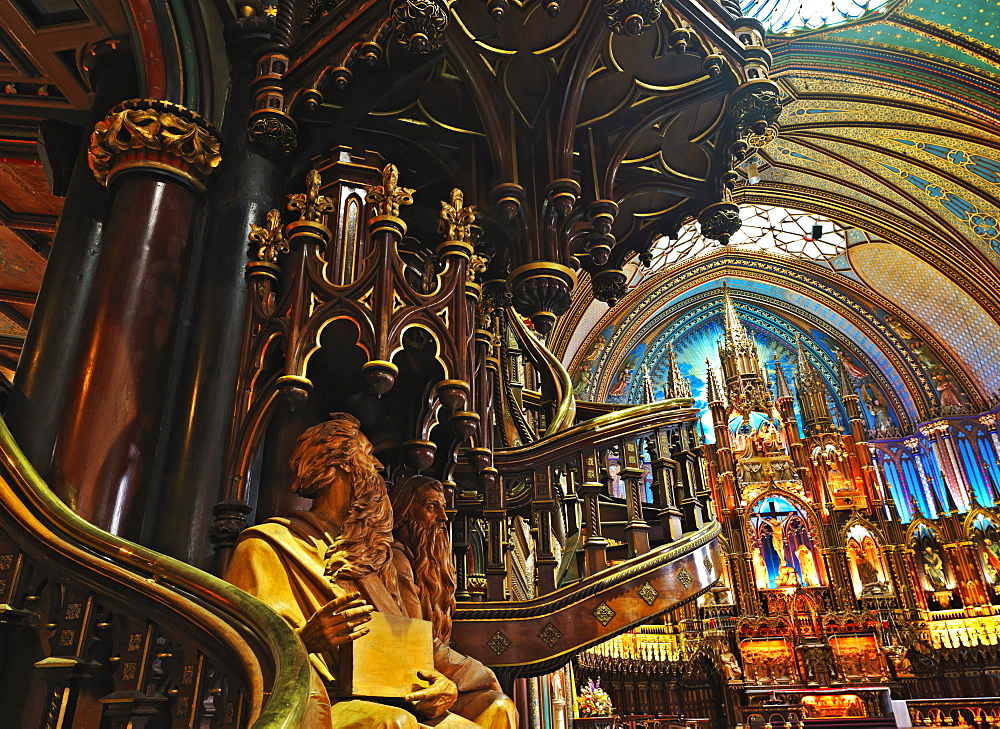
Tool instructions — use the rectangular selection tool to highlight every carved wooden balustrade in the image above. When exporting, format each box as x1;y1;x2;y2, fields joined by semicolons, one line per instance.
0;419;309;729
906;698;1000;728
464;398;713;598
450;354;723;679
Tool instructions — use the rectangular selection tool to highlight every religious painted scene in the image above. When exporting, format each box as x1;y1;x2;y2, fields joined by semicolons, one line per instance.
0;0;1000;726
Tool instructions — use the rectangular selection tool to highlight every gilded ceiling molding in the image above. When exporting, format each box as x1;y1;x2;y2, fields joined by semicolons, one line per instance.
770;43;1000;122
88;99;222;192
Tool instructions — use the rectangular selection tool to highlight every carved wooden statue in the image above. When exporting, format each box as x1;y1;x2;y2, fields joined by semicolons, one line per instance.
225;413;516;728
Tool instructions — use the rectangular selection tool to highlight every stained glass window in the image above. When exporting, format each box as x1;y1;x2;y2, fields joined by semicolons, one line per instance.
741;0;891;33
642;205;847;272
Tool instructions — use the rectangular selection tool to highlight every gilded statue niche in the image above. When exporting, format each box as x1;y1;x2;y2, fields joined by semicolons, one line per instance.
745;492;825;591
842;521;892;598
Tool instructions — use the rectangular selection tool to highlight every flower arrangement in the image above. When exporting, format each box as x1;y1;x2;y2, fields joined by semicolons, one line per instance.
576;678;615;718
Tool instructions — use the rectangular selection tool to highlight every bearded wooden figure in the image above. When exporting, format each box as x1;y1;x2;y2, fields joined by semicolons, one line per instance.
224;413;516;728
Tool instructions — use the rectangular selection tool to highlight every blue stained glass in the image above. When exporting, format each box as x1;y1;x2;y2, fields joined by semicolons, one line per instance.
978;435;1000;497
957;435;991;507
882;458;911;523
742;0;891;33
901;457;932;519
921;451;950;512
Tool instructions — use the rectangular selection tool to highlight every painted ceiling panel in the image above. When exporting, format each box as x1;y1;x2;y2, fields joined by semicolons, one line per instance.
845;130;1000;198
849;241;1000;390
900;0;1000;51
800;136;1000;259
757;138;915;212
811;21;1000;78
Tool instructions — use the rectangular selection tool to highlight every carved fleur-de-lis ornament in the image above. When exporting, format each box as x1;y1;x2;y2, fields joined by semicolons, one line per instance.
366;163;415;217
287;168;336;222
439;187;476;243
248;208;289;262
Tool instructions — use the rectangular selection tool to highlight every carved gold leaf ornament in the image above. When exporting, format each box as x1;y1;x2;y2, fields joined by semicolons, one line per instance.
88;100;221;188
287;169;335;222
366;163;415;217
486;630;512;655
468;253;489;283
592;601;616;625
538;622;563;647
439;188;476;243
248;209;289;262
677;566;692;588
637;581;659;605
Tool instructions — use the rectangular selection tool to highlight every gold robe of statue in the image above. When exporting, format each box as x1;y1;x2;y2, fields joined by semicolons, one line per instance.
225;511;515;729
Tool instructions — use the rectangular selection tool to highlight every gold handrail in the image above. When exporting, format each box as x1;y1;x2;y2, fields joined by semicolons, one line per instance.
0;417;310;729
495;399;698;472
507;308;576;436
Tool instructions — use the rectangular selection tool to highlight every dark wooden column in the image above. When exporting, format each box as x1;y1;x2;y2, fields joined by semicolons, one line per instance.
149;16;286;567
533;465;558;594
580;449;607;576
622;436;651;557
483;466;508;600
49;99;221;539
5;41;136;475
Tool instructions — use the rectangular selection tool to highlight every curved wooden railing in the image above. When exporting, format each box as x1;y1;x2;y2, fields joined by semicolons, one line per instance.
494;399;698;475
506;308;577;438
0;417;310;729
451;521;722;679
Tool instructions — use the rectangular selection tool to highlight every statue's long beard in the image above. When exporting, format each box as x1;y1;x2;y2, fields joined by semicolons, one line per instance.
405;520;457;644
324;467;398;596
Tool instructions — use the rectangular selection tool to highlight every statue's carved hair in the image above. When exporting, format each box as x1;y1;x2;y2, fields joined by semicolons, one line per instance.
291;413;397;593
392;475;456;643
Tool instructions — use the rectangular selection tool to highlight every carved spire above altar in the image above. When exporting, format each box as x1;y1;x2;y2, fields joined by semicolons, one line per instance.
665;341;692;399
717;283;771;417
794;334;834;437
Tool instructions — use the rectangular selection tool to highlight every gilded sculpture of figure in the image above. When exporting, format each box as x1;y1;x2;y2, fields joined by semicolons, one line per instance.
752;547;769;588
225;414;517;728
922;545;948;590
983;538;1000;580
795;544;820;587
854;550;881;587
719;651;744;681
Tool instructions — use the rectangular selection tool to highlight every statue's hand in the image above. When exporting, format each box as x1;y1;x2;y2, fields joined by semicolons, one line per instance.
297;591;374;653
405;669;458;719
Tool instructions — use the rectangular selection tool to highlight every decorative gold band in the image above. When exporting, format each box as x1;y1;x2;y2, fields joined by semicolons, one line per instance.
89;99;221;190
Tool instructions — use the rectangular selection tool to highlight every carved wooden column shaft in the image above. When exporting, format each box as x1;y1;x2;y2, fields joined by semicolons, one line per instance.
621;437;651;557
533;465;558;594
652;428;684;541
580;449;607;576
6;41;137;478
50;99;220;538
482;466;507;600
452;511;471;601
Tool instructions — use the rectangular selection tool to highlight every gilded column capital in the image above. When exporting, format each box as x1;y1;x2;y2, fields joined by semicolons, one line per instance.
88;99;222;191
